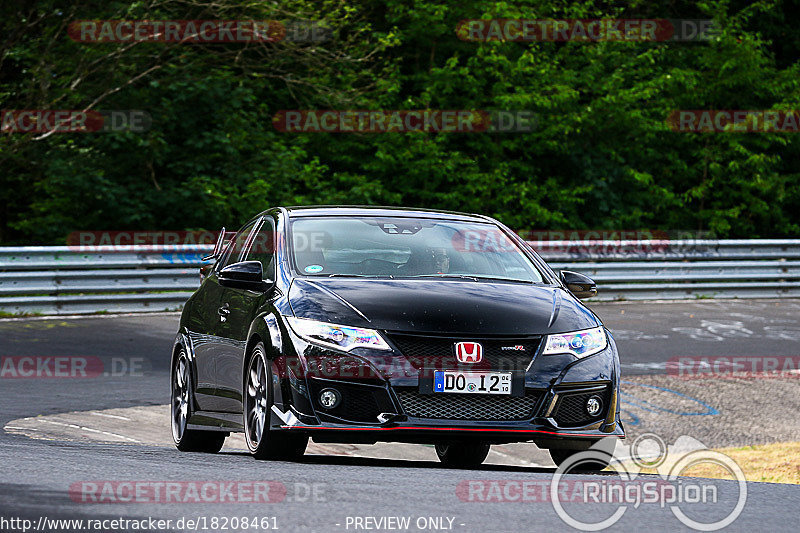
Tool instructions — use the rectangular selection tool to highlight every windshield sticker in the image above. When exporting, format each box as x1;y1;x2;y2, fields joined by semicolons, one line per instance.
304;264;324;273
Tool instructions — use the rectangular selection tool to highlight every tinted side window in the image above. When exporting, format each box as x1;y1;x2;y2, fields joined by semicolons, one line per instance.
218;221;258;270
245;218;276;280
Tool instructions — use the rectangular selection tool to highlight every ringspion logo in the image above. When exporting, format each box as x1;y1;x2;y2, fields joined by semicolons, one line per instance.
548;434;746;531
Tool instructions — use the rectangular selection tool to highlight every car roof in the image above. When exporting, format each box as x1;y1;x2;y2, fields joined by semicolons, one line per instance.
281;205;491;222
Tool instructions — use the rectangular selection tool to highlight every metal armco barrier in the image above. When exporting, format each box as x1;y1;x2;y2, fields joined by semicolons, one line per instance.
0;245;209;315
0;240;798;315
538;239;800;301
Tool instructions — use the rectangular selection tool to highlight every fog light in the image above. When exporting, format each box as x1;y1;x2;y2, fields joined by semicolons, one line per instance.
319;388;340;409
586;395;603;417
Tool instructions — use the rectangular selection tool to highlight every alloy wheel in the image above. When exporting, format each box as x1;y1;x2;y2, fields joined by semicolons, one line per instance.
171;352;190;443
245;347;269;449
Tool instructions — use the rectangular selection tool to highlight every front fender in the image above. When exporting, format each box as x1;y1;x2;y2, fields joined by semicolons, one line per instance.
244;310;302;423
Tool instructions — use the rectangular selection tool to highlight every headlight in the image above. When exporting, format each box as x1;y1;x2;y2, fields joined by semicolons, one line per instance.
286;317;391;352
543;326;607;358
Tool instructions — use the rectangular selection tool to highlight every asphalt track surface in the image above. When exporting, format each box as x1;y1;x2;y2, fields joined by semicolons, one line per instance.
1;299;799;532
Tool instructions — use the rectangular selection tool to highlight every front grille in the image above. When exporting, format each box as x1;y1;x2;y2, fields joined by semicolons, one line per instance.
552;388;609;427
395;390;541;421
386;333;540;372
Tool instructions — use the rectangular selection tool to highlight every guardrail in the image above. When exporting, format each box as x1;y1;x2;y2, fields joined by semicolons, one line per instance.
0;246;208;315
0;240;798;315
535;239;800;300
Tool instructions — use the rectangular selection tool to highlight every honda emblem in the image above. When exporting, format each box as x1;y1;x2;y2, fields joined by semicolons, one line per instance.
455;342;483;363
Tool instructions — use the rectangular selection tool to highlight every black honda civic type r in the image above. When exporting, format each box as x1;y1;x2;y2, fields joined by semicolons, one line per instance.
171;206;624;468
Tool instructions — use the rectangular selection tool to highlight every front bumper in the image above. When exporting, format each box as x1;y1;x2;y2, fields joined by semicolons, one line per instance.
278;421;624;447
275;328;625;445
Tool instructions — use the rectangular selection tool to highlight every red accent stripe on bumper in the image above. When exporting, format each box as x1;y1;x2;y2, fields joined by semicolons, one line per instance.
281;425;613;438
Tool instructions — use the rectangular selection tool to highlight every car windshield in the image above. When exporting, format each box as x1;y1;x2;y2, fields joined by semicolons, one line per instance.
289;216;544;283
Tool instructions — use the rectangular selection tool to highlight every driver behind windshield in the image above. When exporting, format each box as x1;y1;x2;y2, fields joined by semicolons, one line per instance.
432;248;450;274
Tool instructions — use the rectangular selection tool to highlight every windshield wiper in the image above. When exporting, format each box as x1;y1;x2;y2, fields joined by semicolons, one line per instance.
325;273;395;279
322;273;534;283
470;276;536;284
410;274;535;283
410;274;480;281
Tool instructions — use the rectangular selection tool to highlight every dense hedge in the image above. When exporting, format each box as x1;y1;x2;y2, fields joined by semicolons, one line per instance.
2;0;799;243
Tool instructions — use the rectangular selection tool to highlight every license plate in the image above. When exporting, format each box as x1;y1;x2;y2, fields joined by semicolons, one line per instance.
433;371;512;395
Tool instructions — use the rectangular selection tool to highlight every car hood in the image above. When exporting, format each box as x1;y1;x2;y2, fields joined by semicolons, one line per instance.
288;278;600;335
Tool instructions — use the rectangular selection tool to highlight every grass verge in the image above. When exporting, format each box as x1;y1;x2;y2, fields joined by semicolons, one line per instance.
688;442;800;484
612;442;800;484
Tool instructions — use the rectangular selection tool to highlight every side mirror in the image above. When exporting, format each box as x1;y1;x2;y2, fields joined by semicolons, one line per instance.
560;270;597;299
218;261;273;292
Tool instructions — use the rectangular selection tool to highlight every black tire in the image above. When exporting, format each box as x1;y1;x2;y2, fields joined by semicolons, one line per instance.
171;349;226;453
244;343;308;461
549;448;611;471
435;442;490;468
